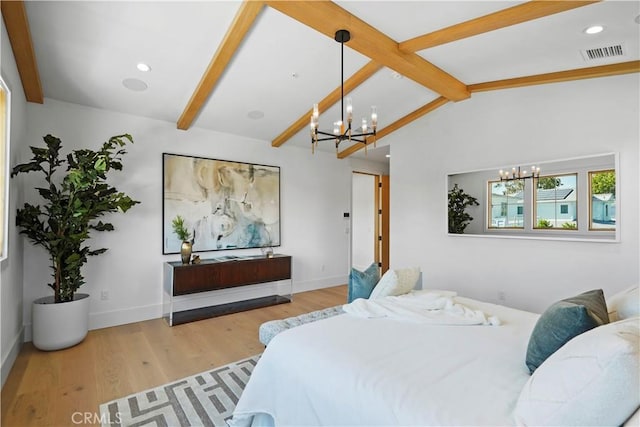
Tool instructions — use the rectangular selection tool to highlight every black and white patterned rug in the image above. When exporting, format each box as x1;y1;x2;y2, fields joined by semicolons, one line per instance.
99;354;260;427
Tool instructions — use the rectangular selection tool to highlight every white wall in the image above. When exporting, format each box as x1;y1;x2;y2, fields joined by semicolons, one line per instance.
352;173;376;271
389;74;639;313
20;99;365;338
1;20;27;387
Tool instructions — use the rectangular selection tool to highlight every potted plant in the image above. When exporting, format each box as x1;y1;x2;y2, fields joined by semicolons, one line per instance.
448;184;479;234
171;214;193;264
11;134;139;350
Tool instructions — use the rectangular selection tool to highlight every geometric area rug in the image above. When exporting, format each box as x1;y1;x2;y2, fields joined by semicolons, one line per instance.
99;354;261;427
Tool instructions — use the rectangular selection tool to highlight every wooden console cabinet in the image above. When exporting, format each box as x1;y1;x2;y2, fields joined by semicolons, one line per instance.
163;254;292;325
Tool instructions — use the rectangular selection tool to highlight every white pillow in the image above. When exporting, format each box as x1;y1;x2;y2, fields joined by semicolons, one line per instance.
369;267;420;299
514;316;640;427
608;285;639;321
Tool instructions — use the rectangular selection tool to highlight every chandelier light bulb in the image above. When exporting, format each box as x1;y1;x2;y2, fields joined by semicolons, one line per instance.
499;165;541;181
346;98;353;121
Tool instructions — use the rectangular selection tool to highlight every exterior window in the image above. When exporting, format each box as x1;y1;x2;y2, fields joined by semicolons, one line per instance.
488;180;524;229
533;174;577;230
0;77;9;260
589;170;615;231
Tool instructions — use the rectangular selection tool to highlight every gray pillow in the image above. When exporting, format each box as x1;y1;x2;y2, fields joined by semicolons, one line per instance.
525;289;609;374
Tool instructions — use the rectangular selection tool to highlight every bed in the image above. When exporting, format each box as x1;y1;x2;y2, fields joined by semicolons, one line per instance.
230;288;639;426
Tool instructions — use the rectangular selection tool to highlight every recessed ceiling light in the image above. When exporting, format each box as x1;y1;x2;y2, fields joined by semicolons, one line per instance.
391;71;403;80
122;78;148;91
584;25;604;35
247;110;264;120
136;62;151;72
385;154;391;158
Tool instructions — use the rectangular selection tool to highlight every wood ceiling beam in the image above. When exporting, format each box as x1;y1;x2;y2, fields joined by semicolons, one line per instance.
270;0;599;151
337;97;449;159
400;0;601;52
177;1;265;130
468;60;640;93
271;60;382;147
338;60;639;158
1;0;44;103
264;0;470;102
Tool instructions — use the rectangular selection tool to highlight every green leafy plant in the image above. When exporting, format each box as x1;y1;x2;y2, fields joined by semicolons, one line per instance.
172;215;192;242
11;134;140;303
591;171;615;195
562;221;577;229
537;219;553;228
536;177;561;189
448;184;479;234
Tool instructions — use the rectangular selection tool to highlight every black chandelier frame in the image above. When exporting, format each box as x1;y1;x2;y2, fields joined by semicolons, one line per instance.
311;29;377;153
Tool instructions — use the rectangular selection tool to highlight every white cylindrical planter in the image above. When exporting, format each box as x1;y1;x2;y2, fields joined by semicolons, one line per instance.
32;293;90;351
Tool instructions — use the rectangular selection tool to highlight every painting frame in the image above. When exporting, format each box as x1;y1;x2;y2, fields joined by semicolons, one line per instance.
162;153;281;254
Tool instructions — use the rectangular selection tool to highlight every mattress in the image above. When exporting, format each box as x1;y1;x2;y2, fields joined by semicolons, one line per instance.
231;296;540;426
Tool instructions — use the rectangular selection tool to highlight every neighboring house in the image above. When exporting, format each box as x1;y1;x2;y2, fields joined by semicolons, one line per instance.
490;188;577;228
535;188;576;227
490;192;524;228
592;193;616;224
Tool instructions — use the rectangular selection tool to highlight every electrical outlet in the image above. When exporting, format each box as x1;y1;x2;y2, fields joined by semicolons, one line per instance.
100;290;109;301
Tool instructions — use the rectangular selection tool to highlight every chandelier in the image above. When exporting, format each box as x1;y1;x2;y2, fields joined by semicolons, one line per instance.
499;165;541;181
310;29;377;154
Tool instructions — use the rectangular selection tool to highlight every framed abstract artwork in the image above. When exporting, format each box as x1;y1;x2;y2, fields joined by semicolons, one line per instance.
163;153;281;254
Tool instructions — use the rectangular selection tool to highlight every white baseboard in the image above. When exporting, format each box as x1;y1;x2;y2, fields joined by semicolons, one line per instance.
23;303;162;342
293;275;347;294
89;303;163;331
1;326;24;389
22;276;347;341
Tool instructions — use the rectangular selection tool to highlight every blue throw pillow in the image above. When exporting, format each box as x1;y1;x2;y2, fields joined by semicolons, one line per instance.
525;289;610;374
348;263;380;303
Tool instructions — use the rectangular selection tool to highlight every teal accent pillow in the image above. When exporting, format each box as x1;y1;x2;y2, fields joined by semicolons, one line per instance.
348;263;380;303
526;289;610;374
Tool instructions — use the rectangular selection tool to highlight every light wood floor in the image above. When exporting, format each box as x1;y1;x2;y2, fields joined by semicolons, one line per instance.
1;285;347;427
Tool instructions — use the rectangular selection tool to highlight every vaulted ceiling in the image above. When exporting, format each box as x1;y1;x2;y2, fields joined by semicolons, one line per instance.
2;1;639;161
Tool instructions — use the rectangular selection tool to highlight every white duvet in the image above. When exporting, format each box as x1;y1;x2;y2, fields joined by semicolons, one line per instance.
231;296;540;426
343;290;501;325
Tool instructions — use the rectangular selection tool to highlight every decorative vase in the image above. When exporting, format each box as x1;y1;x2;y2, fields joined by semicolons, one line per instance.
180;241;192;264
31;293;90;351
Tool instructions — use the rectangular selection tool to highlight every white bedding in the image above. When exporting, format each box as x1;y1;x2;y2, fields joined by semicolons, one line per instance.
231;296;539;426
343;290;501;325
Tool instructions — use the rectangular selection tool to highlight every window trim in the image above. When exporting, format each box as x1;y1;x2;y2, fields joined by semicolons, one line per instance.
588;169;616;232
0;75;11;261
532;172;578;231
487;179;525;230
